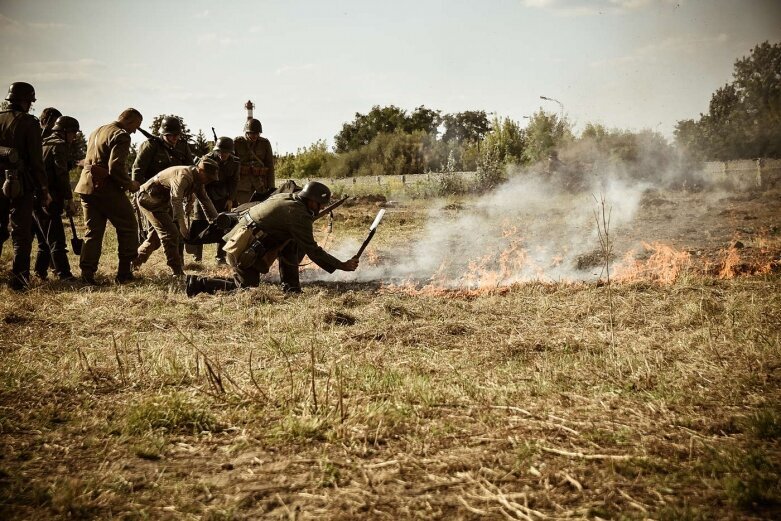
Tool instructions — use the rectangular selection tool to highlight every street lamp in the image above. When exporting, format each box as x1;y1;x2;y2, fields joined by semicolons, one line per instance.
540;95;563;121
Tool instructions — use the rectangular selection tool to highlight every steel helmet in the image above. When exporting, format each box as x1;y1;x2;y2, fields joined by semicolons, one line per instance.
160;116;183;135
244;118;262;133
299;181;331;205
214;136;234;153
52;115;80;133
5;82;36;103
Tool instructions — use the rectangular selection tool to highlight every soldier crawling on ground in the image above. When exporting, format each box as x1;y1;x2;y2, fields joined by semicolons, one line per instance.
185;181;359;296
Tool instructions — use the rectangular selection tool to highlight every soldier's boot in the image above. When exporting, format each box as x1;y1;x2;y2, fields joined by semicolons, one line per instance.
116;259;135;284
10;272;30;292
80;271;98;285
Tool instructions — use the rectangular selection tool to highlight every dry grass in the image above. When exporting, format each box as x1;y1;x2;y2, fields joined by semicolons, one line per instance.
0;191;780;520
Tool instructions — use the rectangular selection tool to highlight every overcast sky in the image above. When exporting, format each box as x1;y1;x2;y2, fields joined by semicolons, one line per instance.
1;0;779;153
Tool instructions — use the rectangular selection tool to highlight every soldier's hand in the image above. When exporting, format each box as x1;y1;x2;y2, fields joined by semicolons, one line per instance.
225;199;234;211
128;180;141;193
341;256;359;272
179;223;189;239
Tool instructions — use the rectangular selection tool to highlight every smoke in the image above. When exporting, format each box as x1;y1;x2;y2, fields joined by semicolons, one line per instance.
304;135;715;287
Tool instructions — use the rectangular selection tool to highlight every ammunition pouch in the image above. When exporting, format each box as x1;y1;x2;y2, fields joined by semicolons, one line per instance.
223;213;280;273
240;165;269;178
0;146;19;166
86;163;110;191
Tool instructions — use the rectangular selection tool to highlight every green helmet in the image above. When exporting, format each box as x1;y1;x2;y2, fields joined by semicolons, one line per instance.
5;82;36;103
52;116;80;133
299;181;331;205
160;117;182;135
215;136;234;153
244;118;262;134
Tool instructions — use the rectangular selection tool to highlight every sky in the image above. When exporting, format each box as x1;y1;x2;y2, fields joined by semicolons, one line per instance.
1;0;779;153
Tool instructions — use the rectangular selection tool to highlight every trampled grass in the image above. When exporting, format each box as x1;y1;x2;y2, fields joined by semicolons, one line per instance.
0;190;780;519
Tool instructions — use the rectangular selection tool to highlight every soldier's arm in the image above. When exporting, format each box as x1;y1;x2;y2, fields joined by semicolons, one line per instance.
169;173;189;230
53;143;73;199
108;132;133;190
132;140;154;182
25;119;47;192
287;215;342;273
262;140;275;189
227;157;239;200
194;183;219;221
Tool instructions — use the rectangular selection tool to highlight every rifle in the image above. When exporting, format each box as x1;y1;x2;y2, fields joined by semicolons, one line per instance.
137;127;190;164
211;127;218;142
314;195;349;221
356;209;385;258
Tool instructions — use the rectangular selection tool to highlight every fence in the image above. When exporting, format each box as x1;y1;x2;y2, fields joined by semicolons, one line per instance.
700;158;781;190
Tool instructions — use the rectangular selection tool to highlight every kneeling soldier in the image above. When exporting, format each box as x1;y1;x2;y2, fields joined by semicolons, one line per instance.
133;157;219;276
186;181;358;296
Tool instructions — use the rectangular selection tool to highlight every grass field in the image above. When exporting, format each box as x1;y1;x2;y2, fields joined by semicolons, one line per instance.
1;186;780;520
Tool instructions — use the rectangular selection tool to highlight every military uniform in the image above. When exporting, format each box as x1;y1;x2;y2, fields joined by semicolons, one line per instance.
191;149;239;261
74;121;138;281
32;133;74;279
0;105;47;289
187;192;342;295
234;136;274;204
135;165;218;274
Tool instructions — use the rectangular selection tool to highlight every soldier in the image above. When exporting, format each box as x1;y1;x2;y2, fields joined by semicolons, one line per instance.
189;136;239;264
33;115;80;281
234;118;274;205
132;157;219;276
39;107;62;139
185;181;358;296
132;116;193;241
0;81;51;290
74;108;143;284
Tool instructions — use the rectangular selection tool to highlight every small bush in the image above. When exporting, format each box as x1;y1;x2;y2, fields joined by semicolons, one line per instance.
125;393;216;435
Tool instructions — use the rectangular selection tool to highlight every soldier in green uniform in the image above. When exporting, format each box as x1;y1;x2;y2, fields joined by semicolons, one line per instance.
39;107;62;139
189;136;239;264
33;115;80;280
185;182;358;296
132;157;219;276
131;117;193;242
0;82;52;290
234;118;274;205
74;108;143;284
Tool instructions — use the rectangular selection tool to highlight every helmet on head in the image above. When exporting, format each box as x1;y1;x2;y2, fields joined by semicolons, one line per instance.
52;116;80;133
6;82;36;103
40;107;62;126
215;136;234;153
197;156;220;182
298;181;331;205
244;118;262;134
160;117;182;136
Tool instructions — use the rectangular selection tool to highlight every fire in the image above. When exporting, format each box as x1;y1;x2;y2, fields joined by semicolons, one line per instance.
614;242;692;284
718;246;741;279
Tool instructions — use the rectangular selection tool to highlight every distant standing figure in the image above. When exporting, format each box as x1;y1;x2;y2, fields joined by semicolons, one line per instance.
39;107;62;139
234;118;274;205
0;82;51;290
33;115;81;281
74;108;143;284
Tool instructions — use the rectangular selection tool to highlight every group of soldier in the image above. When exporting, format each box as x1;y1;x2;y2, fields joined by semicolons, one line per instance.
0;81;359;295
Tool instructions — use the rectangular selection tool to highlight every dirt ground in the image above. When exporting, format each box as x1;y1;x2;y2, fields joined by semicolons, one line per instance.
0;186;779;520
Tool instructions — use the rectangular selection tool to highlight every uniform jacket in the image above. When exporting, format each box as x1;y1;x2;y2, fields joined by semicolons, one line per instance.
0;107;46;192
234;135;275;189
42;134;73;202
246;193;340;273
74;121;133;195
132;138;193;183
140;165;218;230
203;150;239;201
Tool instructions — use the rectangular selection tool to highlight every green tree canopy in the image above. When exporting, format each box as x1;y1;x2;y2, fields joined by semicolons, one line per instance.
441;110;492;144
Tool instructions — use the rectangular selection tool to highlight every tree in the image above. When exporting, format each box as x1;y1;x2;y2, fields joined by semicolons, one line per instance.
192;130;210;157
481;116;526;164
148;114;193;142
441;110;492;144
522;110;573;163
674;41;781;160
334;105;409;153
405;105;442;135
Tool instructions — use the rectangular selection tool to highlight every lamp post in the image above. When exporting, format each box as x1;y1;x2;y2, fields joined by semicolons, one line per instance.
540;95;563;121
